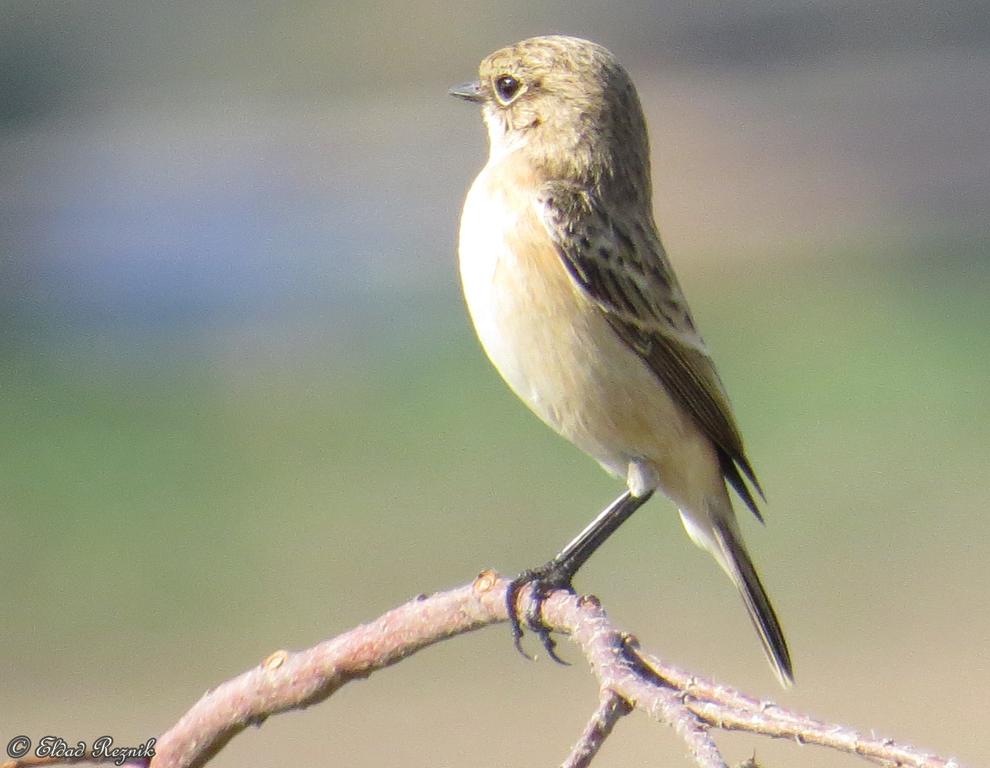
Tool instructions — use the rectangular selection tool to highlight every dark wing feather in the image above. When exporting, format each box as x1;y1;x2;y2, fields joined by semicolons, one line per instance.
538;182;765;520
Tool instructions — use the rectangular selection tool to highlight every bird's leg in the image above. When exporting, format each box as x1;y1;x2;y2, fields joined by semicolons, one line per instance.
507;489;653;662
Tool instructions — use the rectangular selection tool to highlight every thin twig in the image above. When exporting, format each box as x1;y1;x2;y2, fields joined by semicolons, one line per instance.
635;649;960;768
561;691;630;768
1;572;966;768
150;572;509;768
547;594;727;768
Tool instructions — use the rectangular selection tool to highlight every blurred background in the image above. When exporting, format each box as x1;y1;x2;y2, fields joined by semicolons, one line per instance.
2;1;988;766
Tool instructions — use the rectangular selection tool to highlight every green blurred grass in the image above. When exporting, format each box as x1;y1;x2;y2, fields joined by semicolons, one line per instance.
1;243;987;765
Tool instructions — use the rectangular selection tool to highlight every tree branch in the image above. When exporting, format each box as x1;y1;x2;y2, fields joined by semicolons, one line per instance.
561;690;630;768
2;571;965;768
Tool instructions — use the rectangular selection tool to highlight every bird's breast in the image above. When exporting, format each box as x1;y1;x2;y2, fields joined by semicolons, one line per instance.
458;160;583;429
457;157;697;485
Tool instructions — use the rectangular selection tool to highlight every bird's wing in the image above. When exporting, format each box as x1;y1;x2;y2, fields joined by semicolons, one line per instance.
537;182;765;520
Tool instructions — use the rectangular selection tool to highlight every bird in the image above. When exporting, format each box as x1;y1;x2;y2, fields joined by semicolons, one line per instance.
450;35;793;686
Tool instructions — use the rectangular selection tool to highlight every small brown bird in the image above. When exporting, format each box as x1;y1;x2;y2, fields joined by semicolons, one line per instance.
451;35;793;686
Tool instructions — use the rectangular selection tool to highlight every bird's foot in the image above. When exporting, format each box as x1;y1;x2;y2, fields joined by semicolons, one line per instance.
505;559;576;664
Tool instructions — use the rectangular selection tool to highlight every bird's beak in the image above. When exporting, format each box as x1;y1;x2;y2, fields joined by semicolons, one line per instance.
449;81;484;103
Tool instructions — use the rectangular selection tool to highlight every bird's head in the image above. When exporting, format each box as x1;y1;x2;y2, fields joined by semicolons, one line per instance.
451;35;652;197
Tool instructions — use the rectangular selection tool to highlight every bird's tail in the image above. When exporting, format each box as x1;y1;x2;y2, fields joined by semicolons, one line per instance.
711;517;794;687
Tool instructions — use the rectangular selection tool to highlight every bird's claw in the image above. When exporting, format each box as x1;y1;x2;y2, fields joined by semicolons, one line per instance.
506;561;575;665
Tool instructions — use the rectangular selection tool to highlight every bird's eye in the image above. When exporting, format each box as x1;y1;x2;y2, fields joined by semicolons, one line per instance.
494;74;521;104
